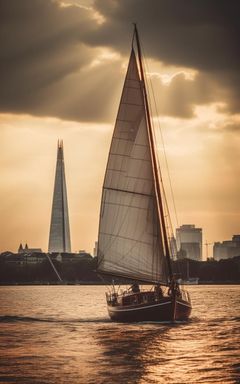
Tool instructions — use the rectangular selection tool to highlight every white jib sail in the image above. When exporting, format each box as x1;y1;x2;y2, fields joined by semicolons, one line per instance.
97;49;168;284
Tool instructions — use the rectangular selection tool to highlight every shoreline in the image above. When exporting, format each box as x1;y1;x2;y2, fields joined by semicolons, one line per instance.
0;281;239;286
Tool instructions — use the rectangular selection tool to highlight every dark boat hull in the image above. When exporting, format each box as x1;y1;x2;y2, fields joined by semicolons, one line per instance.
107;297;191;322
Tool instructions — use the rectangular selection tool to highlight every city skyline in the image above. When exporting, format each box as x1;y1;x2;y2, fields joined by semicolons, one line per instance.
0;1;239;257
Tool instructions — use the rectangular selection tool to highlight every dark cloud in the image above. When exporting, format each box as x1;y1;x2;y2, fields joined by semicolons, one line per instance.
0;0;105;120
152;70;240;118
0;0;239;122
92;0;240;116
220;120;240;132
151;72;215;118
93;0;239;71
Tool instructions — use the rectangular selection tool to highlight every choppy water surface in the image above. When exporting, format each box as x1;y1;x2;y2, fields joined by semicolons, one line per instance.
0;285;239;384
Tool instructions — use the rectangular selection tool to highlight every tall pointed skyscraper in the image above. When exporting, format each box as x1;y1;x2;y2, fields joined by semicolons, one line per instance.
48;140;71;253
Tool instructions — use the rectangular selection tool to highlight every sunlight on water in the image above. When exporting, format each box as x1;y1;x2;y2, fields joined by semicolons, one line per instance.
0;285;239;384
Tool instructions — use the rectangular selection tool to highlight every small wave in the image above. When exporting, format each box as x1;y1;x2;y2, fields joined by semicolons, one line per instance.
0;315;110;324
0;315;47;323
205;317;240;327
231;316;240;322
136;320;190;325
0;315;198;327
187;316;200;323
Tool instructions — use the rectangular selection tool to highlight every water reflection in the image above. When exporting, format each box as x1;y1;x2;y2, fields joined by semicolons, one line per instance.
94;324;176;384
94;318;240;384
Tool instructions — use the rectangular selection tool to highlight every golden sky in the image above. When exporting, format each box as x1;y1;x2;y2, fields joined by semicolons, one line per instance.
0;0;239;256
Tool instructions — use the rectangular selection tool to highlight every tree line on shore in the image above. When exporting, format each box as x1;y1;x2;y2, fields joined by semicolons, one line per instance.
0;255;239;284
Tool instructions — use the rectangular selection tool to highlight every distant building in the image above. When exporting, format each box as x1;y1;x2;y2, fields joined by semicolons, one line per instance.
213;235;240;260
48;141;71;253
4;254;26;265
176;224;202;261
60;252;92;263
42;252;92;263
23;253;46;264
18;243;42;254
4;252;45;265
2;250;92;266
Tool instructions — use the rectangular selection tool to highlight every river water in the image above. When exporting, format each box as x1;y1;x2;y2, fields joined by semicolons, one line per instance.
0;285;239;384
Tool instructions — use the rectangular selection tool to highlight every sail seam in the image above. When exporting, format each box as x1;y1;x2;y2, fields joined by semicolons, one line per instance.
103;186;153;198
124;83;141;89
109;153;151;162
120;101;143;107
99;232;155;246
112;138;148;147
106;174;152;182
116;118;143;123
104;202;151;210
97;268;167;285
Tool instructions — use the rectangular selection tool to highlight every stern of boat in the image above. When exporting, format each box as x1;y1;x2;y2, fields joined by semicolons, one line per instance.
105;285;191;322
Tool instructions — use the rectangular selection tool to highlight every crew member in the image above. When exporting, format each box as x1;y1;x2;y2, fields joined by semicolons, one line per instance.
131;283;140;293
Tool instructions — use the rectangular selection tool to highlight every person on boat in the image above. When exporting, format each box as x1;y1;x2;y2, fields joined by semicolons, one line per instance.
154;284;163;300
131;282;140;293
111;292;118;304
168;278;182;298
175;283;182;298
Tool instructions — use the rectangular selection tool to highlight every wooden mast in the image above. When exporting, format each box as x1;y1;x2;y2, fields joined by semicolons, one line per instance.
133;24;173;281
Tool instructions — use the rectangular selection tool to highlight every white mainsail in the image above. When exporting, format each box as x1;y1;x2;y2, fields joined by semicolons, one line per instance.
97;49;168;284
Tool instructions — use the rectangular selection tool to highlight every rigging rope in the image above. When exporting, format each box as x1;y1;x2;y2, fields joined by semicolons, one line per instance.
139;41;183;268
141;46;180;231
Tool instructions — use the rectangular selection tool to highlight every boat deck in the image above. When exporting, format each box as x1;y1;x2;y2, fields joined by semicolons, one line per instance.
106;288;191;308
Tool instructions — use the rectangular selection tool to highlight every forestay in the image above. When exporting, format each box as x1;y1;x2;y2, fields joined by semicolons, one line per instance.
97;49;168;284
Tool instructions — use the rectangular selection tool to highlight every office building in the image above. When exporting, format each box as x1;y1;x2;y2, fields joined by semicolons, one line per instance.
176;224;202;261
213;235;240;260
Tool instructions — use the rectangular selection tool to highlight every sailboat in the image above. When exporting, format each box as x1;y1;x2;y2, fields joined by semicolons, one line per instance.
97;25;192;322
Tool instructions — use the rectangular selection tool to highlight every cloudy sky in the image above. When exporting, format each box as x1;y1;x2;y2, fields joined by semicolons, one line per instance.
0;0;239;257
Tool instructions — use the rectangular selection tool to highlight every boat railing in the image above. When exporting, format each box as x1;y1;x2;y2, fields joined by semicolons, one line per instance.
106;286;191;306
106;286;170;305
